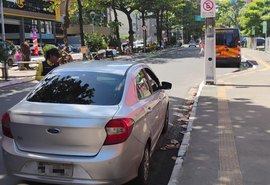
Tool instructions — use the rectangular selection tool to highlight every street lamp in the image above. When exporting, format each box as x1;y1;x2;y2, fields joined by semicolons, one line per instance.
90;11;96;33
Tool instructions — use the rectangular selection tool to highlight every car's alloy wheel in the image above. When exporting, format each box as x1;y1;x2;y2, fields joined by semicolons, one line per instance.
162;107;169;134
137;144;150;185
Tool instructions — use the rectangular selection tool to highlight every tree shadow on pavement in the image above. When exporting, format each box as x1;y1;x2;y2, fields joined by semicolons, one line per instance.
120;47;202;65
179;90;270;185
125;96;187;185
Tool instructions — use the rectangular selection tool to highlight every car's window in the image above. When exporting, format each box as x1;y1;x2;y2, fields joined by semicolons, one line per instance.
144;68;160;92
216;29;239;48
27;71;125;105
136;70;151;99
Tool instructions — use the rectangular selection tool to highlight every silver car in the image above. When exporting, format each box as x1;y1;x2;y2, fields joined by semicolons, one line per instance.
1;61;172;185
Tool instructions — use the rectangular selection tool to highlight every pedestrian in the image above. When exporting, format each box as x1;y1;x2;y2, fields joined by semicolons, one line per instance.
199;39;205;55
35;48;61;81
20;41;31;69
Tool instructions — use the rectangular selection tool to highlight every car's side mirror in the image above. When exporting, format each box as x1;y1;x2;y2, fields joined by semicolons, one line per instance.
161;81;172;90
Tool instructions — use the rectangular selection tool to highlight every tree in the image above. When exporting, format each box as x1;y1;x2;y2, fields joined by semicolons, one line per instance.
216;0;245;28
239;0;270;36
113;0;137;49
176;0;202;43
85;33;108;51
84;0;138;50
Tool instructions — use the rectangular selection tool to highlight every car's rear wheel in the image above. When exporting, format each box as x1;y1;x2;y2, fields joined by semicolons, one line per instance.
137;144;150;185
162;106;169;134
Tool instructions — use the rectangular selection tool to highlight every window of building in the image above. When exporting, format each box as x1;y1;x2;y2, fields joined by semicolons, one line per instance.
45;21;52;34
55;22;63;35
5;24;20;33
40;21;45;33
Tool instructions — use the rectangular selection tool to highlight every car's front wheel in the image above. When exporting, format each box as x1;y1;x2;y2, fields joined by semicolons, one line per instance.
137;143;150;185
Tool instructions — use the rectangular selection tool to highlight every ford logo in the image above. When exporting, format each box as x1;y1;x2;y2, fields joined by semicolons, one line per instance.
47;128;61;135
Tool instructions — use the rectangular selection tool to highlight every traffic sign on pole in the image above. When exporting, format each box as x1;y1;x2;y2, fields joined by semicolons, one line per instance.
142;25;147;31
201;0;215;18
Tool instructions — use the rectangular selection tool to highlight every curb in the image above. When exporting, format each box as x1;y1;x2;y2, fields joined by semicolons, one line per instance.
167;81;204;185
0;77;35;88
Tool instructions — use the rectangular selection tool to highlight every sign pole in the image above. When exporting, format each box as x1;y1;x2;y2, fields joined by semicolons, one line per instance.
262;21;267;51
201;0;216;85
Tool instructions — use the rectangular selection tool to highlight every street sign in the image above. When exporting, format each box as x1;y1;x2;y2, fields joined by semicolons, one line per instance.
195;15;205;21
201;0;215;18
142;25;147;31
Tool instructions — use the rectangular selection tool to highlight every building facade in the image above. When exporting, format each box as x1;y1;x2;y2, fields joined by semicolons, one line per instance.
1;0;62;45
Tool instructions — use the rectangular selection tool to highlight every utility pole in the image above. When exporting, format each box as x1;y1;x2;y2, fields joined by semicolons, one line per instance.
201;0;216;85
0;0;7;80
262;21;267;51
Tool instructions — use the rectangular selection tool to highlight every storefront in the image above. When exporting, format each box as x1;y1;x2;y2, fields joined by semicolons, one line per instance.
0;0;62;45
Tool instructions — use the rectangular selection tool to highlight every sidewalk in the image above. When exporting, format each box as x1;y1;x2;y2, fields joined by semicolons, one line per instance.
0;65;37;88
169;48;270;185
0;53;84;88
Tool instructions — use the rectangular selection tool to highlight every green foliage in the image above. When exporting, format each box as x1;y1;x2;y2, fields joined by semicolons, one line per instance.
0;40;15;62
42;45;58;56
239;0;270;36
85;33;108;51
105;35;120;48
216;0;245;28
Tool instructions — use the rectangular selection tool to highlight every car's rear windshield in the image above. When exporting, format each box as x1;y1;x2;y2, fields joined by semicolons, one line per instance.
27;71;125;105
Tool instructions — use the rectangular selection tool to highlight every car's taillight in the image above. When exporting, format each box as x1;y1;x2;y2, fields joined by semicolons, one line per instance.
104;118;134;145
1;112;13;138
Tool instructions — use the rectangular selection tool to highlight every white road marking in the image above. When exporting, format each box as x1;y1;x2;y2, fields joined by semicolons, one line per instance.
0;87;33;98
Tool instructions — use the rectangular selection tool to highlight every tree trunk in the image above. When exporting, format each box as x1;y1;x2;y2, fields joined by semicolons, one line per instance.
77;0;84;47
142;11;146;52
127;13;134;51
166;11;170;46
156;10;161;47
77;0;86;59
112;3;122;54
160;9;164;46
62;0;70;53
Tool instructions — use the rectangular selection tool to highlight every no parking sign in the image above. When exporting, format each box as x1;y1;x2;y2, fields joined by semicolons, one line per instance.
201;0;215;18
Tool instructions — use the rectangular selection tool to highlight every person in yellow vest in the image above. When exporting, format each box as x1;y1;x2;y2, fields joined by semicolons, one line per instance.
35;48;61;81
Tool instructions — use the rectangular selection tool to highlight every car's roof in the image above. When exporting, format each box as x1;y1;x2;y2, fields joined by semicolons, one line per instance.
54;60;139;75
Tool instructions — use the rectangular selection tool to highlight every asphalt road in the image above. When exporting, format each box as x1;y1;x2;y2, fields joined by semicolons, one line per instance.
0;46;238;185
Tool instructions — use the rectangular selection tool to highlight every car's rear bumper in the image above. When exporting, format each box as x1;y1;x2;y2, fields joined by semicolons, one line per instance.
216;57;241;67
2;136;144;185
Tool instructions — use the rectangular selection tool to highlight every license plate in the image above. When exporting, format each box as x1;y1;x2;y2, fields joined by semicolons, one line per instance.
37;162;73;177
